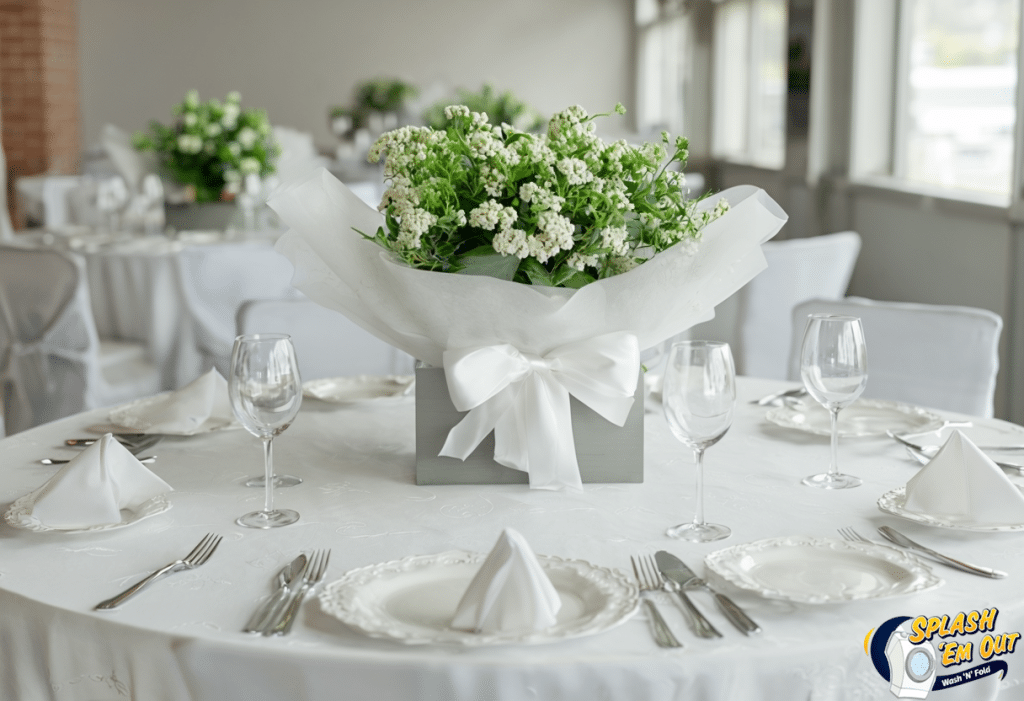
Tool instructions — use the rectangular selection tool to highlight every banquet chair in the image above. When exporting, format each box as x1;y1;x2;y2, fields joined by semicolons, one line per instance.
788;297;1002;418
688;231;861;379
175;242;304;380
0;139;14;241
0;246;161;434
236;298;415;380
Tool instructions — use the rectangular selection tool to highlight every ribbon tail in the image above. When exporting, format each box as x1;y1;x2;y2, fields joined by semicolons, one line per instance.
494;372;582;491
439;386;517;461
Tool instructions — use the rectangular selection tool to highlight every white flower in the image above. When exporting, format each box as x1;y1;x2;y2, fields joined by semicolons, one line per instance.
176;134;202;154
184;90;199;108
221;103;240;129
444;105;471;120
237;126;258;149
239;157;260;175
600;225;629;256
206;123;222;137
567;252;599;271
224;169;242;183
492;227;530;258
468;200;504;230
228;142;242;158
556;157;593;186
183;112;198;128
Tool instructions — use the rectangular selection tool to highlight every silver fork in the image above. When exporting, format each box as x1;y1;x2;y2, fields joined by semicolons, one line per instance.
641;554;722;639
837;527;873;545
95;533;223;610
265;549;331;636
631;555;683;648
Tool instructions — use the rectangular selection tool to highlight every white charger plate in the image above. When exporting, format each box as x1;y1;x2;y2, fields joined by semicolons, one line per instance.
107;393;238;435
3;490;171;533
766;399;941;438
705;536;942;604
319;550;639;646
877;486;1024;532
302;375;414;404
895;417;1024;451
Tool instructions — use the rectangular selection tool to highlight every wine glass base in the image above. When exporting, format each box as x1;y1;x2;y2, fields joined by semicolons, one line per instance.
245;474;302;488
802;472;862;489
666;522;731;542
236;508;300;529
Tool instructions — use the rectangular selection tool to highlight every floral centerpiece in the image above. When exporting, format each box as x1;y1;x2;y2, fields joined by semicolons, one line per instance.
367;103;725;287
269;104;787;490
422;84;545;133
134;90;278;203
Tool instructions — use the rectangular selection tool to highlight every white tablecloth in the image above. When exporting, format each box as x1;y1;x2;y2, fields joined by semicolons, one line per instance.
0;377;1021;701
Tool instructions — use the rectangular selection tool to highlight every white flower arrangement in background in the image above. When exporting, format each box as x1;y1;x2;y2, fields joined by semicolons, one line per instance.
365;103;727;287
133;90;278;203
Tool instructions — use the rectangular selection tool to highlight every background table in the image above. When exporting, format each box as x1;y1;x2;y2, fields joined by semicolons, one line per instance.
0;377;1020;700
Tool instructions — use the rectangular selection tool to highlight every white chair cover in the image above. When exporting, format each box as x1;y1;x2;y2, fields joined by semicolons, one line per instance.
236;298;415;380
0;246;160;433
688;231;861;379
102;124;159;194
175;243;303;379
789;297;1003;417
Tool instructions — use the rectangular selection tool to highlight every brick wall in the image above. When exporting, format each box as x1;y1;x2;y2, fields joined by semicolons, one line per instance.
0;0;80;226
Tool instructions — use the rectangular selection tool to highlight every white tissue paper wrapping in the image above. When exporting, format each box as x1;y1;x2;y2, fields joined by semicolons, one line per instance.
110;368;234;435
451;528;561;634
270;169;787;490
29;434;172;528
904;430;1024;524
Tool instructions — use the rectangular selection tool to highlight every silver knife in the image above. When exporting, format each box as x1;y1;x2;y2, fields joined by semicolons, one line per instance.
877;527;1007;579
656;550;761;635
243;554;307;633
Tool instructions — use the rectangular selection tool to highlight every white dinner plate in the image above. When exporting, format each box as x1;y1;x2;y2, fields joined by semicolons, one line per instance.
302;375;414;404
3;490;171;533
705;536;942;604
894;417;1024;450
106;393;238;435
319;550;639;646
877;486;1024;532
765;399;941;438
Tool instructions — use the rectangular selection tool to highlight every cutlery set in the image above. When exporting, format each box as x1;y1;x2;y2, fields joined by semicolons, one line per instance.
632;552;761;647
43;433;163;466
91;533;331;637
838;526;1007;579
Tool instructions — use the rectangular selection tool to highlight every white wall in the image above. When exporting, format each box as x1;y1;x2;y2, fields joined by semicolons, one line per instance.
78;0;634;150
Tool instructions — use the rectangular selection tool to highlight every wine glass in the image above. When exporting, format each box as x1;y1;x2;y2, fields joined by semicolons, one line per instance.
229;334;303;528
662;340;736;542
799;314;868;489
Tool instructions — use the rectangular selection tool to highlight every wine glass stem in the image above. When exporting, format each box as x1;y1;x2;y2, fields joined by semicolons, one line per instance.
262;436;274;514
829;407;840;478
693;447;706;528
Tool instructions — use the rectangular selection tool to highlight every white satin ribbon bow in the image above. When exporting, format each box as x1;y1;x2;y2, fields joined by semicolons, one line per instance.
439;332;640;491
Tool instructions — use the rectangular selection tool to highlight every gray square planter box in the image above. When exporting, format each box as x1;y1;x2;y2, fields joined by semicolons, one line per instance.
415;365;644;485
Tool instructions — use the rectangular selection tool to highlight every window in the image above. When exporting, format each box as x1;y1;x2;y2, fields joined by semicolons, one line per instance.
711;0;788;169
635;0;689;137
894;0;1020;197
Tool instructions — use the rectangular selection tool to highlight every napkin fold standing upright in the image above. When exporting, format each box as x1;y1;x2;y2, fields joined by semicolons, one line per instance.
451;529;561;634
110;368;234;434
904;430;1024;525
29;434;172;528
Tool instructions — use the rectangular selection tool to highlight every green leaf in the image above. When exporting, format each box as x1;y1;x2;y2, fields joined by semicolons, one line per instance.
562;270;595;288
522;258;555;286
454;245;520;281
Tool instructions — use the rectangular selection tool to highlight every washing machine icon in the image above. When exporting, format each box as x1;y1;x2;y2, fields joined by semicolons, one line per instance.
884;628;937;699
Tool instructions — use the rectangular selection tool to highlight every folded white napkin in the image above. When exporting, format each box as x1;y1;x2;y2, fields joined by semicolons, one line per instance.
29;434;172;528
111;369;234;434
904;430;1024;524
451;528;561;634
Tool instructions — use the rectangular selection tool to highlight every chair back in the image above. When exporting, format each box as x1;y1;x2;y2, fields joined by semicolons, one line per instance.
0;246;96;432
0;137;14;241
176;242;302;378
737;231;861;379
789;297;1003;417
236;298;415;381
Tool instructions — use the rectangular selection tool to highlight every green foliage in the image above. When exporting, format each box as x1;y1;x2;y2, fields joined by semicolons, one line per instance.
329;78;418;132
133;90;278;203
423;84;544;133
364;103;728;288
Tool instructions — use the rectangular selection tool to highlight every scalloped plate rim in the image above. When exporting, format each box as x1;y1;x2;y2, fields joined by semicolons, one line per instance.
877;485;1024;532
3;490;171;533
765;398;942;437
106;392;239;435
318;549;639;646
302;374;414;404
704;535;943;604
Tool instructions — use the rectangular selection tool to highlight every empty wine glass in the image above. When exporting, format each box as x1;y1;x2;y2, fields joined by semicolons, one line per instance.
229;334;303;528
662;340;736;542
799;314;868;489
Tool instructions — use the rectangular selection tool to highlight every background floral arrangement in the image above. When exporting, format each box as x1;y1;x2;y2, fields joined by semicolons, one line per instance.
134;90;278;203
422;84;544;133
366;103;727;288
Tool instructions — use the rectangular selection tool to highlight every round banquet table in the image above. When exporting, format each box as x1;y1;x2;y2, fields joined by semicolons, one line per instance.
0;377;1021;701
